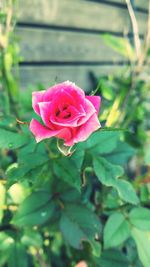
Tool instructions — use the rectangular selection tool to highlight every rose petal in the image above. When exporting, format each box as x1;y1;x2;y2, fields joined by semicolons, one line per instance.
39;102;54;129
44;81;85;102
30;119;72;143
85;95;101;115
65;113;101;146
77;98;97;126
50;104;85;127
32;90;45;115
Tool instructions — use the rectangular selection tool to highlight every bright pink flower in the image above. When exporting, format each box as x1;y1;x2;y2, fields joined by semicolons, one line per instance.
30;81;101;146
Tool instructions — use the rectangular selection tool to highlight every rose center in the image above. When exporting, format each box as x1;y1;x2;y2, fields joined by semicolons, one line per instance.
55;105;71;119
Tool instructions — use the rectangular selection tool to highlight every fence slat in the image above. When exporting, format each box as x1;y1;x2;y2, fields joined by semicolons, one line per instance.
19;65;125;91
18;0;147;34
17;28;125;62
105;0;148;10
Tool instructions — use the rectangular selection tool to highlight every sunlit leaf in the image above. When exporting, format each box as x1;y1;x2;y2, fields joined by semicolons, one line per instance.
129;207;150;230
104;212;130;248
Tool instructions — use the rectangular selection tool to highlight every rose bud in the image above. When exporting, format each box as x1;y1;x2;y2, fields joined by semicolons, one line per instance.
75;261;88;267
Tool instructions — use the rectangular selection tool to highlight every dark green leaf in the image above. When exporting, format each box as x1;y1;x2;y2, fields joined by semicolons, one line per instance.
70;149;85;171
93;156;124;186
53;157;81;191
7;152;49;184
105;141;135;166
98;249;129;267
0;128;28;149
77;130;120;155
60;213;84;249
12;191;55;226
59;203;101;254
8;243;28;267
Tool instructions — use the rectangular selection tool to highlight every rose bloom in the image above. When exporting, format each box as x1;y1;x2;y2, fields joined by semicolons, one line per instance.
30;81;101;146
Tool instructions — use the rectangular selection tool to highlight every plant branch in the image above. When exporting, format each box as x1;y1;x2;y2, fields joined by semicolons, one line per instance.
126;0;141;59
136;0;150;72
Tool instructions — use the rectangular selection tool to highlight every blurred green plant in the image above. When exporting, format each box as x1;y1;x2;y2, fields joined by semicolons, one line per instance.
0;1;150;267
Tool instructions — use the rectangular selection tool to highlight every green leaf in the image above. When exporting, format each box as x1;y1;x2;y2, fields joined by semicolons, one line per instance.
0;128;28;149
70;149;85;171
53;157;81;191
105;141;135;166
99;79;115;101
98;249;129;267
144;146;150;165
140;185;149;202
93;156;124;186
115;180;139;205
59;203;101;254
60;188;81;203
129;207;150;230
60;213;84;249
104;212;130;248
21;230;42;248
77;130;120;155
131;228;150;267
12;191;55;226
0;183;6;223
7;152;49;184
102;34;135;61
8;243;28;267
8;183;27;204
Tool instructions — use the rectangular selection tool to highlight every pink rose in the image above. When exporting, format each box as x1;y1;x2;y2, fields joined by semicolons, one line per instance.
30;81;101;146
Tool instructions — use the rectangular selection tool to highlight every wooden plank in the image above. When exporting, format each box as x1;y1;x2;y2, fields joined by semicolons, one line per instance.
106;0;148;10
19;65;125;92
134;0;149;10
18;0;147;34
18;0;130;32
16;28;125;62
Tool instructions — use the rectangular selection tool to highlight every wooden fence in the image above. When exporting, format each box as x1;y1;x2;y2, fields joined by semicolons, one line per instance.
17;0;148;91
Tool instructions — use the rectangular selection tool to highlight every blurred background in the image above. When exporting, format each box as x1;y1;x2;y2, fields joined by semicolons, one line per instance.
16;0;148;91
0;1;150;267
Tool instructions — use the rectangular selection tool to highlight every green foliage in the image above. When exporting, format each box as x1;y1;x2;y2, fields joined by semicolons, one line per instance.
12;191;56;226
98;249;129;267
131;228;150;267
115;180;139;205
8;243;29;267
93;156;124;186
102;34;135;61
0;183;6;223
78;129;120;154
103;212;130;248
144;146;150;165
53;157;82;191
105;141;135;166
129;207;150;230
0;128;28;149
60;203;101;255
